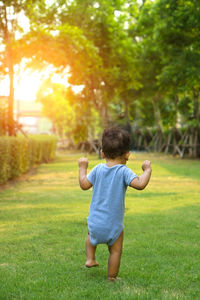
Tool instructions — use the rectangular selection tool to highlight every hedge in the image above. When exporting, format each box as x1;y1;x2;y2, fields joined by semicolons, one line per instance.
0;135;57;184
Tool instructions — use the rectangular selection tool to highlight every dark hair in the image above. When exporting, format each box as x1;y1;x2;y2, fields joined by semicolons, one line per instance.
102;127;130;159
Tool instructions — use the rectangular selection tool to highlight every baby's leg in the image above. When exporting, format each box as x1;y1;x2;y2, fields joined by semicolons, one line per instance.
107;230;124;281
85;234;99;268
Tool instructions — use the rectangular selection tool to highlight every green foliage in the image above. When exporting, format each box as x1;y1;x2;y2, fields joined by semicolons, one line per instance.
20;0;141;130
9;137;21;178
1;0;200;149
0;137;10;183
131;0;200;131
37;79;102;143
0;135;57;184
0;101;8;136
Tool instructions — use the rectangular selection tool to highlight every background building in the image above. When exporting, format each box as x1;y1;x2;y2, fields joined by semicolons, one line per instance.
14;100;53;134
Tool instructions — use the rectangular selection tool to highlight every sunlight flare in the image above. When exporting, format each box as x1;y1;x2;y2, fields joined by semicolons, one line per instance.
15;70;43;101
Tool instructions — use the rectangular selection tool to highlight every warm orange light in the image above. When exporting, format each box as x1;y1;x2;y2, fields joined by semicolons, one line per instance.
15;70;84;101
0;63;84;102
15;70;42;101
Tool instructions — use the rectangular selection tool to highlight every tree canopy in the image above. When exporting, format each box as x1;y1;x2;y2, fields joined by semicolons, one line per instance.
0;0;200;156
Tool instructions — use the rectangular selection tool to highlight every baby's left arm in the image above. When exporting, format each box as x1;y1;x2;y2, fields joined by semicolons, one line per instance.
130;160;152;190
78;158;92;190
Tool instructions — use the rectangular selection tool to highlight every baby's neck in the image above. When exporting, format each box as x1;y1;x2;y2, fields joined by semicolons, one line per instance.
105;157;127;167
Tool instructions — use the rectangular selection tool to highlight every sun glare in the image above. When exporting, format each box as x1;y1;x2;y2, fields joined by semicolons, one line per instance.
0;62;84;102
14;69;84;100
15;71;43;101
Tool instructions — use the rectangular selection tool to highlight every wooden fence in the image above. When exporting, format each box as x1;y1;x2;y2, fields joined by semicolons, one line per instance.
60;126;200;159
132;127;200;158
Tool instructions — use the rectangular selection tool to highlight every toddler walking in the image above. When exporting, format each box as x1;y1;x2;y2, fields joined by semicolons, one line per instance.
78;127;152;281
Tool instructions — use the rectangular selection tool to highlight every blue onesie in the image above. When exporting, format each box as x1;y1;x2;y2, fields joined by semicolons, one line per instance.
87;163;137;246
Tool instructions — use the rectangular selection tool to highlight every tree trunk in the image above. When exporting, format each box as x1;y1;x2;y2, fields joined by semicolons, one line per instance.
124;98;130;126
3;5;15;136
173;95;179;127
152;95;162;131
190;89;200;158
100;100;109;128
188;131;194;158
8;63;14;136
152;95;163;151
193;89;200;122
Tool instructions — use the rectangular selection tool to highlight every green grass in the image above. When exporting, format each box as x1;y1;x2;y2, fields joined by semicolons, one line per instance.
0;151;200;299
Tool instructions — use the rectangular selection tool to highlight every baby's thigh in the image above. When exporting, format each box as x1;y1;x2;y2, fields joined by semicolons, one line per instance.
108;230;124;253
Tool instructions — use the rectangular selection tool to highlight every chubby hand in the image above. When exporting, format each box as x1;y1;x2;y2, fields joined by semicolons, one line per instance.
142;160;151;171
78;157;89;169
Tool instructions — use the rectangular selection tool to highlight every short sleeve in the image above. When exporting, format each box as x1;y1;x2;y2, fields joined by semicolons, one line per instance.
124;166;138;186
87;165;99;185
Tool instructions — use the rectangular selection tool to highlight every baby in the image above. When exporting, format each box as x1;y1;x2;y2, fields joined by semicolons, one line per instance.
78;127;152;281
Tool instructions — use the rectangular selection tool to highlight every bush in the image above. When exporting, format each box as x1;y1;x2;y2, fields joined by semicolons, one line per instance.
0;137;10;183
0;135;57;184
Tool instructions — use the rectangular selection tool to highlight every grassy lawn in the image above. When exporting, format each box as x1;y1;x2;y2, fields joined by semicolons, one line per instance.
0;151;200;300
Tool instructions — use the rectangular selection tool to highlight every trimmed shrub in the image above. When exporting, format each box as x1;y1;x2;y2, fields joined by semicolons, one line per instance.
0;135;57;184
9;137;21;179
0;137;10;184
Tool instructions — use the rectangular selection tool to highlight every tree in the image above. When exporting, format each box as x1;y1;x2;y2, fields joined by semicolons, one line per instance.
0;0;48;135
51;0;141;127
0;97;7;135
130;0;200;156
37;79;101;144
20;0;142;135
133;0;164;131
149;0;200;156
0;1;17;135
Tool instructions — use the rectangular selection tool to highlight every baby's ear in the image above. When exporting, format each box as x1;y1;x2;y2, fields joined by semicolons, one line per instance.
125;152;130;160
101;150;105;159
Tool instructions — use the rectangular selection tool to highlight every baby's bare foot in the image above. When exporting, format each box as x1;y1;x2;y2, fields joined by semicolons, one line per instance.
85;260;99;268
108;277;121;282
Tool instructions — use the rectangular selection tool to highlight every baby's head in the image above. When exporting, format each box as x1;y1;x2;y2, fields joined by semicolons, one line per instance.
101;127;130;159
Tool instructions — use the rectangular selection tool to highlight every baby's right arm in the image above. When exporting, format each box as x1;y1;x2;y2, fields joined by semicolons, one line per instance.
78;158;92;190
130;160;152;190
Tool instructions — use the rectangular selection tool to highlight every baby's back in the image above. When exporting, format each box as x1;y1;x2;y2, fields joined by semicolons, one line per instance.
87;164;137;232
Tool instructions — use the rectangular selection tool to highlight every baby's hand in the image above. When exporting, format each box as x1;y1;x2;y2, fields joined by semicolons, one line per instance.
78;157;89;169
142;160;151;171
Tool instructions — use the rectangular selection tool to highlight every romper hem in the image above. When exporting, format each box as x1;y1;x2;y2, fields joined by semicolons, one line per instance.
88;225;124;247
107;227;124;246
